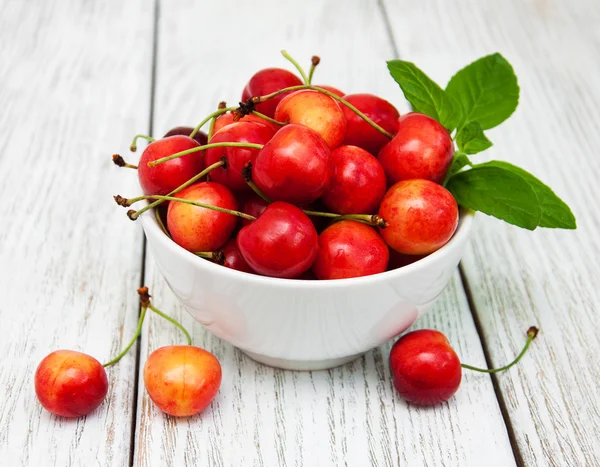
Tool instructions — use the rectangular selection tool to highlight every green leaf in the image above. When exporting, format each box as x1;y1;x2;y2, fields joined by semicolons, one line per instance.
448;151;472;176
446;165;541;230
482;161;576;229
446;53;519;130
387;60;462;131
456;121;493;154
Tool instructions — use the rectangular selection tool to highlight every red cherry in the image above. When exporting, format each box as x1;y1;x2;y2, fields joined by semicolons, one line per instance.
253;125;332;205
164;126;208;146
321;145;387;214
378;180;458;255
237;202;319;278
242;68;303;118
204;122;275;192
144;345;222;417
389;330;462;405
340;94;400;155
167;182;238;252
378;113;454;184
34;350;108;418
222;238;253;273
211;113;278;136
138;136;203;196
274;90;347;149
314;85;345;97
240;193;269;227
312;221;389;280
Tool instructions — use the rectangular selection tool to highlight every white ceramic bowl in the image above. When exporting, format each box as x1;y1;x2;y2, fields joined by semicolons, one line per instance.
141;208;474;370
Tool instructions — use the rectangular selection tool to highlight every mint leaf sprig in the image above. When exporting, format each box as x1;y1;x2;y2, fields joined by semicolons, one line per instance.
386;54;576;230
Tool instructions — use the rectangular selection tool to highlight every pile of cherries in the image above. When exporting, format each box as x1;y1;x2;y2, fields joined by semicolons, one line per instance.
33;53;538;422
115;53;459;280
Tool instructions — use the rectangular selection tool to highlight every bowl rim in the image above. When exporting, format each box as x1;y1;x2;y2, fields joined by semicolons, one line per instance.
141;206;475;289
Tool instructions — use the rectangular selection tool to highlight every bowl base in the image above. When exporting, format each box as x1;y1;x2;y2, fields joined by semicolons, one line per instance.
242;350;366;371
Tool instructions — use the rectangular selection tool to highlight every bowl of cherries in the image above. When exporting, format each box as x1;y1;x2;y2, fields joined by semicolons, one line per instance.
114;51;575;370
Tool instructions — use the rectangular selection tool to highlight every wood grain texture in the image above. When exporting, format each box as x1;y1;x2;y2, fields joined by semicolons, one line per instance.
382;0;600;465
0;0;153;465
133;1;514;465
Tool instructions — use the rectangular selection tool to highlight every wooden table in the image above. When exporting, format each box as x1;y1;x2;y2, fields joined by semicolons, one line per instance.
1;0;598;465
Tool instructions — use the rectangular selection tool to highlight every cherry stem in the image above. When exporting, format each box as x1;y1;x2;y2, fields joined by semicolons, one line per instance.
102;305;147;367
303;211;388;228
281;49;309;84
130;134;155;152
190;106;237;139
112;154;138;169
147;303;192;346
127;195;256;221
307;56;320;85
251;111;286;126
124;159;225;219
155;209;170;237
242;162;272;203
461;326;539;374
249;85;394;139
194;250;225;265
149;142;263;167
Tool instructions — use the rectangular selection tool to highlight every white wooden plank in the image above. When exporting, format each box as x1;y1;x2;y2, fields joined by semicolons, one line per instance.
0;1;153;465
133;1;514;465
382;0;600;465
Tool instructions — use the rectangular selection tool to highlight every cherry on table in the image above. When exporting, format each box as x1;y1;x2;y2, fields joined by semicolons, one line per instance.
378;112;454;184
340;93;400;155
167;182;238;252
138;136;204;196
34;350;108;418
237;201;319;278
252;124;332;205
241;67;303;118
144;345;222;417
321;145;387;214
274;90;347;149
312;220;389;280
164;126;208;146
389;330;462;405
378;179;458;255
204;121;275;192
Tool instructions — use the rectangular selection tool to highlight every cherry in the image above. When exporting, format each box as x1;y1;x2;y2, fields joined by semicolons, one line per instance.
167;182;238;252
144;345;222;417
212;113;278;136
237;202;319;278
34;350;108;418
314;85;345;97
138;136;203;196
204;122;275;192
378;113;454;184
240;193;269;227
164;126;208;146
222;238;253;273
378;180;458;255
274;90;346;148
252;124;331;205
242;68;304;118
340;94;400;155
321;145;387;214
312;220;389;280
389;327;539;405
389;330;462;405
